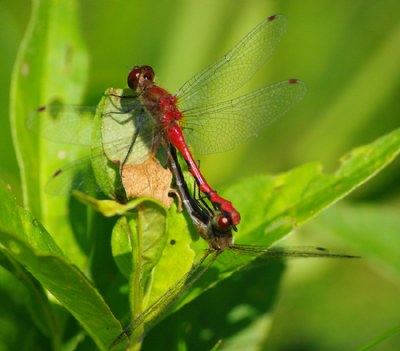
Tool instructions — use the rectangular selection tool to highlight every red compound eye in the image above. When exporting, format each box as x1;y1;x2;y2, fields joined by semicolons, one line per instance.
127;65;155;91
127;66;142;90
141;65;155;81
217;214;231;230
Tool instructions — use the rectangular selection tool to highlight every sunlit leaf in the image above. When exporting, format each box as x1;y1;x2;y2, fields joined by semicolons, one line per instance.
0;180;122;350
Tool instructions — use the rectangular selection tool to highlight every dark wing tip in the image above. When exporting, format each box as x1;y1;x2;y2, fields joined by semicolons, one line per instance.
52;169;63;178
267;14;278;21
267;14;285;22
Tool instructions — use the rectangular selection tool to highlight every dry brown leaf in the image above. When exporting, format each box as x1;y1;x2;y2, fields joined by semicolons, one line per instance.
121;157;173;207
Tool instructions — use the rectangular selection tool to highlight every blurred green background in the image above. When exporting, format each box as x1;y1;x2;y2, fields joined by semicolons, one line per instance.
1;0;399;350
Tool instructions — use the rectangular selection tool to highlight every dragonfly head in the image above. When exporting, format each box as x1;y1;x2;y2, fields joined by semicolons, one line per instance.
206;211;233;250
128;65;155;93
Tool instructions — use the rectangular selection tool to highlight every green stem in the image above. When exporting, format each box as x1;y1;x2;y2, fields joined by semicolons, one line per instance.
127;206;145;351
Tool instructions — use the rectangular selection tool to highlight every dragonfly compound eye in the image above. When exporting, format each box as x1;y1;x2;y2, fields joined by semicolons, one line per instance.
142;65;155;81
217;214;231;231
127;65;155;92
127;66;142;90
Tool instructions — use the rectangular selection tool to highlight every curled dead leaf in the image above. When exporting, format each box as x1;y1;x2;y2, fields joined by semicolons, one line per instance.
121;157;173;207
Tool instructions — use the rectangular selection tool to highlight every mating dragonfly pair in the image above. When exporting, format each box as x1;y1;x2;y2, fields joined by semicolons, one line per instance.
33;14;357;348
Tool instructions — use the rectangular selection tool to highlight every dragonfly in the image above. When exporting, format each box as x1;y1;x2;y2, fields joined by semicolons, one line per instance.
110;144;359;348
32;14;306;227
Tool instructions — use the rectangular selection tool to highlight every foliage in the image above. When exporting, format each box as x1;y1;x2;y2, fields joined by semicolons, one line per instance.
1;0;400;350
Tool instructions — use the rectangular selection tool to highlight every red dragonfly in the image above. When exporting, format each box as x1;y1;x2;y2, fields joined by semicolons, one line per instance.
110;144;358;348
32;14;306;229
125;14;305;228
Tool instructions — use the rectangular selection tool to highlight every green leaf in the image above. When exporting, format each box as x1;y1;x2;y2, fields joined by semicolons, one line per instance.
74;190;195;317
91;89;123;199
10;0;90;269
74;191;166;217
133;129;400;349
170;128;400;312
110;202;168;286
143;257;285;351
0;262;51;350
0;248;57;346
125;204;168;346
0;232;123;350
110;202;196;348
0;180;122;350
112;216;136;278
145;202;196;307
110;128;400;347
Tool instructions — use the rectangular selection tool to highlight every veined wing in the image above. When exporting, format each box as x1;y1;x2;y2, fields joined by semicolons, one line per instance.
27;104;97;145
229;245;359;259
176;15;287;111
182;79;306;155
27;89;140;145
40;93;159;195
43;133;151;195
110;250;218;348
111;244;357;347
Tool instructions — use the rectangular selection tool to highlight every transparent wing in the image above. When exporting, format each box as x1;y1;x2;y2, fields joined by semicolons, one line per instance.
43;134;147;195
35;91;161;195
182;79;306;155
230;245;359;259
44;152;96;195
27;90;141;145
110;244;357;347
27;104;97;145
176;14;287;111
44;128;165;195
111;251;217;348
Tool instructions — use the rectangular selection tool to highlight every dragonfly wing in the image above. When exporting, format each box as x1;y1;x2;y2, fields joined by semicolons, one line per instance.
176;15;287;111
28;90;141;145
44;130;159;195
28;105;97;145
44;152;99;195
231;245;359;259
111;251;216;348
102;103;157;166
183;79;306;155
36;88;161;196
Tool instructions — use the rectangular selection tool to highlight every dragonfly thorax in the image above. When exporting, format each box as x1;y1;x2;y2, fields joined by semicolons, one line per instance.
160;95;182;123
